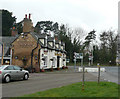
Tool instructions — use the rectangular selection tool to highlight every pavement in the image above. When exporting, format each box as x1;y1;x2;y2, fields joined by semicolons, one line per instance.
2;66;106;97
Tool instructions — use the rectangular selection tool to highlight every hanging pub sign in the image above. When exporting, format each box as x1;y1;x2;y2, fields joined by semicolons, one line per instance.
55;53;62;56
44;48;48;55
44;48;48;52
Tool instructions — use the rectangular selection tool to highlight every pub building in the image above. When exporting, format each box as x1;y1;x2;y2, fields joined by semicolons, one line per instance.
10;14;67;72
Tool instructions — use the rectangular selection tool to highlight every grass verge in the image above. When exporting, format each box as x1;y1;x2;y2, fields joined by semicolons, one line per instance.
19;82;119;98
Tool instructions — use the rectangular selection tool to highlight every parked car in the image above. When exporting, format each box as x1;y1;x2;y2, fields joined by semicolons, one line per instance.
0;65;29;83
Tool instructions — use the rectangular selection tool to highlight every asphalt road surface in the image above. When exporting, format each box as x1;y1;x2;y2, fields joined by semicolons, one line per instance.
2;67;106;97
89;66;119;84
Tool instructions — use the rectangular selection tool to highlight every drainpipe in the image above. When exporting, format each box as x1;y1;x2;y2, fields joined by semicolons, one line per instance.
38;48;41;67
31;38;39;72
10;48;12;65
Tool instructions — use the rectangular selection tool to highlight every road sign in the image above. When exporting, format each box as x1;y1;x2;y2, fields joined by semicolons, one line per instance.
74;52;83;59
73;59;76;61
66;59;70;63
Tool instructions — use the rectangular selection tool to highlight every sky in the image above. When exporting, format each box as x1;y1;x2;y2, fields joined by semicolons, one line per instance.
0;0;119;34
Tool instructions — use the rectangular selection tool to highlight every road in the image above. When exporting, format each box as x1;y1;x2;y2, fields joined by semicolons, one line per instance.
1;66;119;97
2;67;105;97
89;66;119;84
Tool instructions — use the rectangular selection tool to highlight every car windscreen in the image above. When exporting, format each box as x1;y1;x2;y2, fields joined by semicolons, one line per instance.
0;66;5;70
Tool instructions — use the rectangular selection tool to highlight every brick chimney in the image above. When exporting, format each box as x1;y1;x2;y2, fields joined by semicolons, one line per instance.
23;14;34;33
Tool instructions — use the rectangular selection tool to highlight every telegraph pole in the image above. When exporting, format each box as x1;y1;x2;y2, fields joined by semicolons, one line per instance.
97;63;100;84
81;53;84;90
74;52;76;72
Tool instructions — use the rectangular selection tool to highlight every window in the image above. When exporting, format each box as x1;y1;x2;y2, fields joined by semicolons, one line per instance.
13;66;21;70
0;66;5;70
4;66;14;70
15;56;18;59
44;56;47;66
56;44;59;48
49;42;53;47
35;56;38;60
61;46;63;50
40;39;44;45
52;57;56;67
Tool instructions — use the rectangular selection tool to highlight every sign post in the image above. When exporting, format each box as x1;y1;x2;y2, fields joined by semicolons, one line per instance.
82;54;84;91
74;59;76;72
97;63;100;84
74;52;84;90
79;53;83;67
82;65;85;90
74;52;76;72
74;52;83;72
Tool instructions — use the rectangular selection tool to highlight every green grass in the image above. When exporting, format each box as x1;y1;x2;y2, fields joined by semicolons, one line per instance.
20;82;119;98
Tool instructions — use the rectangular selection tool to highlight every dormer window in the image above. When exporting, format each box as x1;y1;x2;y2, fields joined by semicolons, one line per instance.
49;42;53;47
45;36;47;47
56;44;59;48
39;39;45;45
61;46;63;50
59;44;61;49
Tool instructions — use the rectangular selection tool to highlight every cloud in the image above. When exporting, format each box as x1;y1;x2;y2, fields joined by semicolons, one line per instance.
0;0;118;32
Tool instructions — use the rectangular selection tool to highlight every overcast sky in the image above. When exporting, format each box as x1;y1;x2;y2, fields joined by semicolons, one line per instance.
0;0;119;33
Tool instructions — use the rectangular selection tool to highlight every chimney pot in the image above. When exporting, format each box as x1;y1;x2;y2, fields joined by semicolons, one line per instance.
25;14;27;18
29;13;31;19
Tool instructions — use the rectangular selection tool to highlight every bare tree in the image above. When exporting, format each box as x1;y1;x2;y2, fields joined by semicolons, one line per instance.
71;27;87;43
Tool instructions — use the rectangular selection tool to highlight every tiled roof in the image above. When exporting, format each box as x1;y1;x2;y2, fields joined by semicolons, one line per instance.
30;32;47;47
0;36;17;56
9;32;66;52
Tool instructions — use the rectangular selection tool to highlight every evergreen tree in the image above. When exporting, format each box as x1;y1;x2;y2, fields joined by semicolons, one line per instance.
83;30;96;49
1;9;16;36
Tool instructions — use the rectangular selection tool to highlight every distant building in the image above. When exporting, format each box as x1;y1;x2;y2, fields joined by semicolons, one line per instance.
0;36;18;64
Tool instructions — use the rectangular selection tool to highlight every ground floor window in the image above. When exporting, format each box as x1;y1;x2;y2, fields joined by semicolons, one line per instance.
52;57;56;67
44;56;47;66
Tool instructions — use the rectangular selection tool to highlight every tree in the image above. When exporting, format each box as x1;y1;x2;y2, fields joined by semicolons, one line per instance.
16;21;23;34
99;30;117;65
1;9;16;36
84;30;96;49
58;24;73;61
83;30;96;65
99;31;109;64
35;21;53;35
107;30;117;65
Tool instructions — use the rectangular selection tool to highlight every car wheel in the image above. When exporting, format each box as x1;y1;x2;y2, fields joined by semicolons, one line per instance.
23;74;28;80
4;75;10;83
